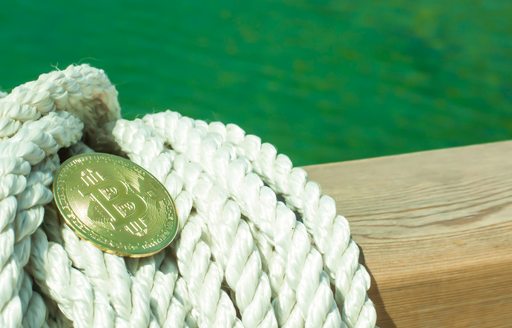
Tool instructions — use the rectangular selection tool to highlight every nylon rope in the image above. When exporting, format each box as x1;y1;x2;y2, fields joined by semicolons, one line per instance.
0;65;377;328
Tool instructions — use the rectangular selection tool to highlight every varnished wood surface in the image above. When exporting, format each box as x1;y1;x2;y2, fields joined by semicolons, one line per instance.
305;141;512;327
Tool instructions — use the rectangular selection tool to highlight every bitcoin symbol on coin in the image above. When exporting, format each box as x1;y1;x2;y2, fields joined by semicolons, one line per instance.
53;153;178;257
78;168;148;236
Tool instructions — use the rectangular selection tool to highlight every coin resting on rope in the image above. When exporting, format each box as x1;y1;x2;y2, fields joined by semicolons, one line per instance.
0;64;376;328
53;153;178;257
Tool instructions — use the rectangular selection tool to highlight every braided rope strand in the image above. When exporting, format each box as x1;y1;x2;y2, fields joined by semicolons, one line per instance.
0;65;376;327
0;65;124;328
143;111;376;326
0;111;83;327
113;119;276;327
143;113;344;327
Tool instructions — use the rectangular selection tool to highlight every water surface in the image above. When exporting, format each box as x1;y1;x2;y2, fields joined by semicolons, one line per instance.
1;1;511;165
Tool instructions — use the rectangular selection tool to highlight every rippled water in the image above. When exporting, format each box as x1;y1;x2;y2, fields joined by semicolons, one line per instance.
1;1;511;165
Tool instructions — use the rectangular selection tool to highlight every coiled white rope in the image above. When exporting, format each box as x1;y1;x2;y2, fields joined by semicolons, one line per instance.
0;65;377;328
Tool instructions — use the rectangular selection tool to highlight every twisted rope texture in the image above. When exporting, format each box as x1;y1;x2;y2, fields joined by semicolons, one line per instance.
0;65;376;328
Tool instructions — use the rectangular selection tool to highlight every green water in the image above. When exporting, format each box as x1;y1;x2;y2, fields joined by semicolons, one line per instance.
1;1;511;165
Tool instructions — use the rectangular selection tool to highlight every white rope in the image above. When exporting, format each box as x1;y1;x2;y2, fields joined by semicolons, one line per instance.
140;115;343;327
0;65;377;328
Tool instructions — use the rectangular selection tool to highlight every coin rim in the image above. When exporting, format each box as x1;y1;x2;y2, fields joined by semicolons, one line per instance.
53;152;179;258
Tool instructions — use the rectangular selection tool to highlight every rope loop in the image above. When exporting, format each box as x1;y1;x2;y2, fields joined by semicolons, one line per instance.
0;65;376;328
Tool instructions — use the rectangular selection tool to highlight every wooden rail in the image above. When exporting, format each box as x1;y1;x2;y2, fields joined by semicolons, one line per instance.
304;141;512;328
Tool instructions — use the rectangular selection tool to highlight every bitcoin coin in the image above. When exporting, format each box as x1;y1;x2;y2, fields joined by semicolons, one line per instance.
53;152;178;257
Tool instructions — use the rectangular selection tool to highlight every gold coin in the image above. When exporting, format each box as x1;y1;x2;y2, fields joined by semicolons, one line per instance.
53;153;178;257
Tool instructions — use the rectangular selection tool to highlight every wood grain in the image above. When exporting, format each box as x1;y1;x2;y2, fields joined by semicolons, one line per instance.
304;141;512;327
